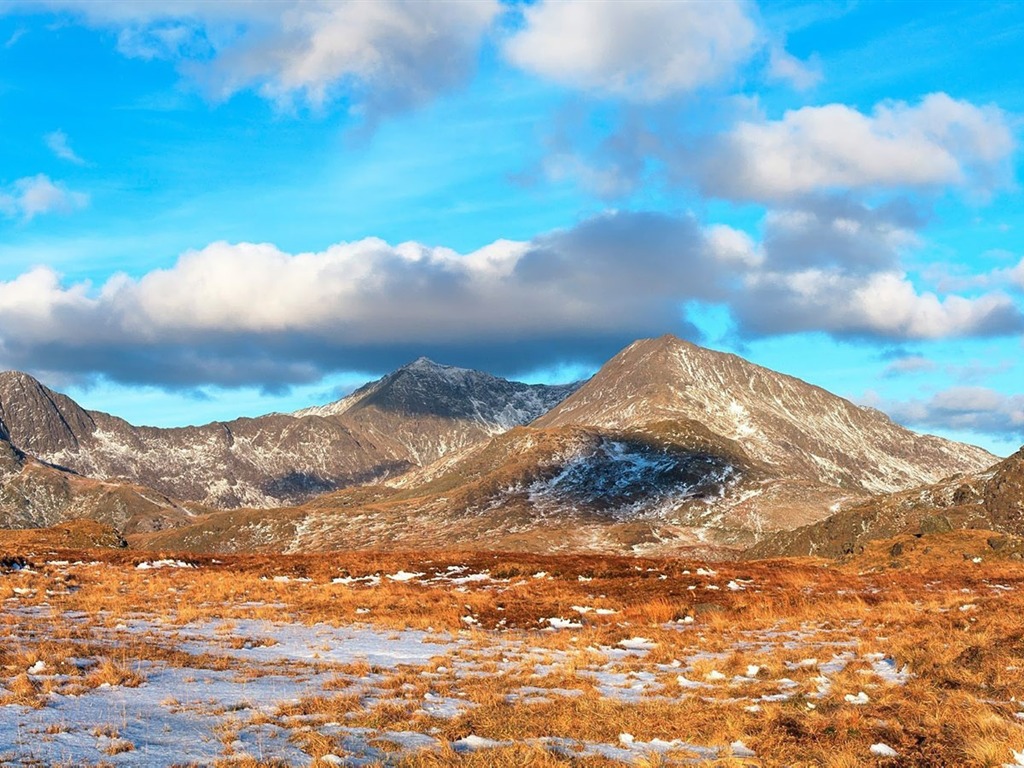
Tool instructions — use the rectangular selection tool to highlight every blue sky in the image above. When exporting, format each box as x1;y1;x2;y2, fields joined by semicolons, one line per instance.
0;0;1022;456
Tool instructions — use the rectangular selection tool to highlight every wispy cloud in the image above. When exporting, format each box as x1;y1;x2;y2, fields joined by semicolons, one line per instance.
0;174;88;221
44;130;86;165
877;386;1024;437
765;45;823;91
5;27;26;48
883;355;937;377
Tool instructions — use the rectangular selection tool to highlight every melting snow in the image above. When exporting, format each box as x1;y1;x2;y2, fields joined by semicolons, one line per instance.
618;637;657;651
135;560;196;570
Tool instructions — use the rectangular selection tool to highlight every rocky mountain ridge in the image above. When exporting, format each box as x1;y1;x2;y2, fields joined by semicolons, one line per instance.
0;361;580;511
0;436;203;533
747;445;1024;559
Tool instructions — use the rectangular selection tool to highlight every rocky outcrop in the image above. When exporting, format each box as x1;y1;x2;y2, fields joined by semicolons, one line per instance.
746;447;1024;559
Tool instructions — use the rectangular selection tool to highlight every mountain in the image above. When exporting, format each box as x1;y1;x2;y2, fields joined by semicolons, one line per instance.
0;437;204;533
294;357;579;464
747;445;1024;559
534;335;995;494
133;336;997;558
134;421;754;557
0;363;579;510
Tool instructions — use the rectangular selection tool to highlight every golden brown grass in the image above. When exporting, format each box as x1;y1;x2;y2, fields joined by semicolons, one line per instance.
3;529;1024;765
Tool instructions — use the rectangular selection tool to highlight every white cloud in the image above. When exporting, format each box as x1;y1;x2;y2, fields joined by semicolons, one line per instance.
706;224;762;268
699;93;1016;201
0;208;1019;387
1011;258;1024;289
765;45;822;90
20;1;499;114
504;0;759;102
0;175;89;221
883;355;937;377
882;387;1024;436
0;212;730;385
735;269;1023;340
44;130;86;165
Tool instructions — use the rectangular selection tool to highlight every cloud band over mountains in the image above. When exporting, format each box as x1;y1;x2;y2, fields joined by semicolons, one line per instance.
1;210;1021;388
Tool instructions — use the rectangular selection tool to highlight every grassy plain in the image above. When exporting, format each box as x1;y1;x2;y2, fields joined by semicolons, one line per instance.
2;528;1024;766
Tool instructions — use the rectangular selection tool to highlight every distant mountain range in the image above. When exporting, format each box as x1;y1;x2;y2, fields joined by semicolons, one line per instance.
1;335;1015;557
16;333;985;559
0;361;578;520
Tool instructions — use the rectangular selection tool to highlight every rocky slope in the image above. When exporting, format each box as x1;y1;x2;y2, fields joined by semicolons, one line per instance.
0;363;578;510
0;438;203;533
535;335;995;494
747;446;1024;559
134;421;751;557
0;519;129;551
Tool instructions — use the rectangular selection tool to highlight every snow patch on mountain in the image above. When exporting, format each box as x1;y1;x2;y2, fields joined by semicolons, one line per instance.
525;438;740;522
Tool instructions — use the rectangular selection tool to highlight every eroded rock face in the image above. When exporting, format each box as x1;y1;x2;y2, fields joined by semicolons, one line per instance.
0;362;580;510
0;372;95;457
986;448;1024;526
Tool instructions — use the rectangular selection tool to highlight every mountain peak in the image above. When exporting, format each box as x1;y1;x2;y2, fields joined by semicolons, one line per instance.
537;336;994;495
295;357;579;435
0;370;96;457
0;370;45;390
404;356;445;370
394;356;483;382
653;332;687;347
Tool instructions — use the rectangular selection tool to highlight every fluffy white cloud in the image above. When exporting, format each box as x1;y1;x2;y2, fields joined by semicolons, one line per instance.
0;212;732;385
735;269;1023;340
21;1;499;113
705;224;763;268
504;0;759;101
0;208;1018;387
0;175;88;221
699;93;1015;200
882;387;1024;436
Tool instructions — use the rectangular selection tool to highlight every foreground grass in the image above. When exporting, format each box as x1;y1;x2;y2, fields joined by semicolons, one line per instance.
2;529;1024;765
